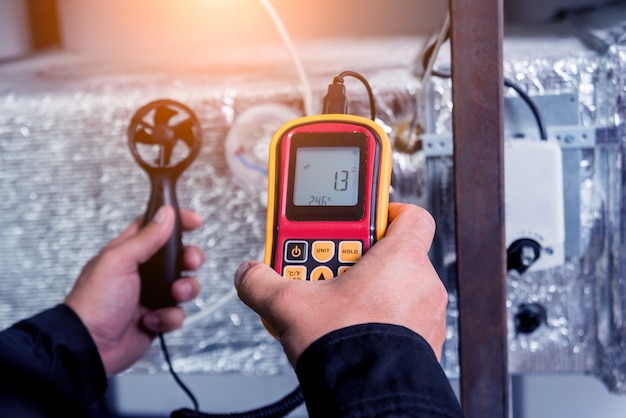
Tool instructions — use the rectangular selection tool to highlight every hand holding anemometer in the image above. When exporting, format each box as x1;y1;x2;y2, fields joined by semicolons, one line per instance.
127;99;202;310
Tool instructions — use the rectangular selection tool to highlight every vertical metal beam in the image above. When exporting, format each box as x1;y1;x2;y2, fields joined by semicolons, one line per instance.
448;0;508;417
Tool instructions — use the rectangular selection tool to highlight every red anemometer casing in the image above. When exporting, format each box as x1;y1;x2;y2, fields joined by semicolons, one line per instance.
264;114;392;283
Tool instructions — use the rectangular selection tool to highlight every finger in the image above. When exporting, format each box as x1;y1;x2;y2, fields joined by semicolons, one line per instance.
142;307;186;334
171;277;201;304
116;205;175;265
387;202;435;234
385;203;436;250
234;261;290;323
182;245;205;271
180;208;203;232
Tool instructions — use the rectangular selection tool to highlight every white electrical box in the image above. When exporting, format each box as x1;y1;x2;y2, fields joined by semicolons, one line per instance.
504;139;565;273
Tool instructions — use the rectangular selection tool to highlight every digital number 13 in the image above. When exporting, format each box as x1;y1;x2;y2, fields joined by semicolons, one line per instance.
334;170;349;191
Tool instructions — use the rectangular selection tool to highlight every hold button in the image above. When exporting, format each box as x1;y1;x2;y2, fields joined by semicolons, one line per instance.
338;241;362;263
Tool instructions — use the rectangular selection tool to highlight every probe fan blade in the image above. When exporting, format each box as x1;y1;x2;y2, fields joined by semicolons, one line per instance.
172;118;196;149
154;106;177;126
134;128;157;145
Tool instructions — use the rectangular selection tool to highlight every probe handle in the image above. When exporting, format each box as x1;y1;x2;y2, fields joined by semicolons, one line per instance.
139;172;183;310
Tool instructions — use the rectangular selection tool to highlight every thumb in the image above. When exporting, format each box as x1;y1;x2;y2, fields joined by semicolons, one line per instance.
119;205;175;264
234;261;285;322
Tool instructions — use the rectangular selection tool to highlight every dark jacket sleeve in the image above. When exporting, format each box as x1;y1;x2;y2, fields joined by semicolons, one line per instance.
0;303;107;417
295;323;465;418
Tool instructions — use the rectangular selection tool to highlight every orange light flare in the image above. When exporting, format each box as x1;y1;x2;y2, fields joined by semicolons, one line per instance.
59;0;291;66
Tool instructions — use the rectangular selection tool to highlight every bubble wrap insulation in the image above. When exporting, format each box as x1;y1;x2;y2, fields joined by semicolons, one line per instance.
426;7;626;390
564;3;626;392
502;50;609;375
409;10;626;387
0;14;625;392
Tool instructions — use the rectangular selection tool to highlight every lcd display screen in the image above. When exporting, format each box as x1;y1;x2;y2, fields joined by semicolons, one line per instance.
292;147;360;206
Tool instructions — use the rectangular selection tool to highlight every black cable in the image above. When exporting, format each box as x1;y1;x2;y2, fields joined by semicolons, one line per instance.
170;386;304;418
159;333;200;413
428;70;548;142
160;333;304;418
503;77;548;141
323;70;377;120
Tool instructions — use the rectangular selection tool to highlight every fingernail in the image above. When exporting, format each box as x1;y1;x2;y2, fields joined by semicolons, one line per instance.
144;314;160;329
179;281;193;298
190;251;202;267
153;206;167;224
234;261;254;286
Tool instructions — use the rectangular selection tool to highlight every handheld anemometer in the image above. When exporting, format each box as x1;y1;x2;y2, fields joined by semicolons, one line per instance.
264;73;392;284
127;99;202;310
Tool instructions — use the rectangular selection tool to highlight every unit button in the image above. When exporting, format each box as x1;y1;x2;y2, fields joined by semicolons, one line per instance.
311;266;334;281
312;241;335;263
338;241;362;263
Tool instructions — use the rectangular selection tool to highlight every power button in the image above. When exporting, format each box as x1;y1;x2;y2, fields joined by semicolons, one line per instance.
285;241;308;263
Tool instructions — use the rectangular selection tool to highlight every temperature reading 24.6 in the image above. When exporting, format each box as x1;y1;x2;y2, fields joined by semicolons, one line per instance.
293;146;360;207
308;195;330;205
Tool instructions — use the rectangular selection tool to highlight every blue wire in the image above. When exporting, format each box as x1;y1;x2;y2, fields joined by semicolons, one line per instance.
235;151;268;176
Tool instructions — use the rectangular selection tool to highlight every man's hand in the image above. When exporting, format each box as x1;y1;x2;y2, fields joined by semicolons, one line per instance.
234;202;448;365
65;206;204;377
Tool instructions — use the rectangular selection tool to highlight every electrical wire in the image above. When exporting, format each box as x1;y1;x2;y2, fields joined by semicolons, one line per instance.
326;70;377;120
161;326;304;418
160;333;200;413
503;78;548;141
258;0;314;116
171;387;304;418
407;10;450;150
429;67;549;142
416;22;548;142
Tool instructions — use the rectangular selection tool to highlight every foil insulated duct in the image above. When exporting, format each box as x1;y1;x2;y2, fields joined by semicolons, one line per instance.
501;50;605;375
420;2;626;389
563;3;626;393
422;40;604;378
0;71;291;376
1;3;626;394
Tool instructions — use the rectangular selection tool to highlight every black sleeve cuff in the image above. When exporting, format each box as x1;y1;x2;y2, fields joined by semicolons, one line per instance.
0;304;107;411
295;323;464;418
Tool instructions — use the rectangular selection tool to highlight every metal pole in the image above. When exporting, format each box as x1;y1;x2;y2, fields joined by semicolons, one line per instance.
448;0;509;416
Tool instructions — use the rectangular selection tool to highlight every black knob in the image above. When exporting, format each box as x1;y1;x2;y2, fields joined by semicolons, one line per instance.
514;302;547;334
507;238;541;274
